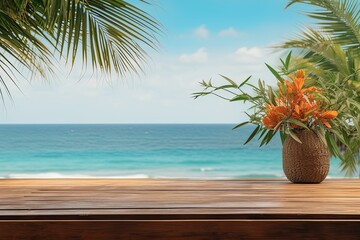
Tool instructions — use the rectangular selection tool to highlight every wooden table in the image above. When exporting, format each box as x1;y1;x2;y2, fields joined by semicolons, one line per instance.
0;178;360;239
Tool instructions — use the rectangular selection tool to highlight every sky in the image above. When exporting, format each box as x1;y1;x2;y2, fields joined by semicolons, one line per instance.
1;0;313;124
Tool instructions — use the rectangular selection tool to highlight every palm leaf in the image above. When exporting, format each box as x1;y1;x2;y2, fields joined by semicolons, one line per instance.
0;0;161;101
277;28;350;77
286;0;360;55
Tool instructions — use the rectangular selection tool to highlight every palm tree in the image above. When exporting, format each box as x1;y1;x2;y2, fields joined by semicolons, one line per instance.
282;0;360;88
280;0;360;176
0;0;160;100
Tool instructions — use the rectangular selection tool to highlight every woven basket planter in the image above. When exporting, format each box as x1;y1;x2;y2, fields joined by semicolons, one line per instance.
282;130;330;183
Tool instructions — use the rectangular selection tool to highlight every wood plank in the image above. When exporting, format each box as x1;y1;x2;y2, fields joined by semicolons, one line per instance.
1;220;360;240
1;179;360;217
0;179;360;239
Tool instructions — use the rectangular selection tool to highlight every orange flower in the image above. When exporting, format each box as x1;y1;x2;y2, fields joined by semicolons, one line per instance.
316;111;338;128
295;69;305;78
262;69;338;130
289;70;306;91
303;86;318;94
321;111;338;119
262;105;288;129
291;101;319;123
292;76;304;90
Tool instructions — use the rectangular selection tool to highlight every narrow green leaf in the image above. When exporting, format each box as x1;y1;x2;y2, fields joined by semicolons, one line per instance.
265;63;284;83
260;130;275;146
280;131;287;144
347;99;360;110
232;122;249;130
265;130;276;144
341;128;350;145
289;130;302;144
258;128;268;140
326;133;341;158
331;129;348;148
285;51;292;69
280;59;286;69
239;76;252;88
244;125;261;145
192;92;211;98
287;119;309;129
314;127;327;146
258;79;264;92
267;86;276;105
220;75;238;87
215;85;237;90
230;94;250;102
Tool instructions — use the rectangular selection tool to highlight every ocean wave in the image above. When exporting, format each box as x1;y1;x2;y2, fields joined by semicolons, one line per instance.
200;167;216;172
1;172;345;179
4;172;150;179
235;173;285;178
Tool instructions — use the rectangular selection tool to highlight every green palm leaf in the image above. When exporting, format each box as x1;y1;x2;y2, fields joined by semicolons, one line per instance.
278;28;350;77
0;0;161;100
287;0;360;54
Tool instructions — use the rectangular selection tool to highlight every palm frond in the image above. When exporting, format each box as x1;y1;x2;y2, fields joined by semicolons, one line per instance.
277;28;350;77
0;8;51;100
42;0;161;75
287;0;360;54
0;0;161;101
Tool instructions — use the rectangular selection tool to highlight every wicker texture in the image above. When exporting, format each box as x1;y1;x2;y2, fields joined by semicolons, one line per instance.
282;130;330;183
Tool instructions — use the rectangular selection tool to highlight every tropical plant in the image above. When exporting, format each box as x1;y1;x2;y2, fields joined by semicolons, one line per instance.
0;0;160;100
193;52;360;176
194;55;339;145
278;0;360;175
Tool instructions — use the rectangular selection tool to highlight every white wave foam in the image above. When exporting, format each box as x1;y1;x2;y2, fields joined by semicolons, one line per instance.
200;167;216;172
5;172;150;179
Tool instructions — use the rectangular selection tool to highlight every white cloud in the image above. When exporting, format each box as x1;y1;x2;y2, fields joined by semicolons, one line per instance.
193;25;209;39
179;48;208;63
236;47;263;57
233;47;264;62
218;27;240;37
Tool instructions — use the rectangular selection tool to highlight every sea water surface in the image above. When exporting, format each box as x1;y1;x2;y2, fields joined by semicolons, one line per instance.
0;124;343;178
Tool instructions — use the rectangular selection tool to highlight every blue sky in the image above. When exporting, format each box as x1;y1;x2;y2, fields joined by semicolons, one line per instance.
1;0;312;123
158;0;307;48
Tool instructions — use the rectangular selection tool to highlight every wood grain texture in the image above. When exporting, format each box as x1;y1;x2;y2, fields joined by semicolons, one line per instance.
0;178;360;239
2;220;360;240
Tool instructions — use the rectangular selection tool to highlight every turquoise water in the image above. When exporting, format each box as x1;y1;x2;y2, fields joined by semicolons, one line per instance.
0;124;343;178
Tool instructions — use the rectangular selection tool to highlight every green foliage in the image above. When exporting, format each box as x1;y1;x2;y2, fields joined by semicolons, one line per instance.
316;72;360;176
281;0;360;176
0;0;161;100
194;53;322;146
194;51;359;177
286;0;360;55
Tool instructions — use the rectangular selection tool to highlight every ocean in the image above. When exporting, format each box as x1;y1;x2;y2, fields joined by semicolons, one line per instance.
0;124;343;178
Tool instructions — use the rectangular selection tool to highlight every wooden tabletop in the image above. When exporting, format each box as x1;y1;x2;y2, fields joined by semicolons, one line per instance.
2;178;360;239
0;178;360;220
